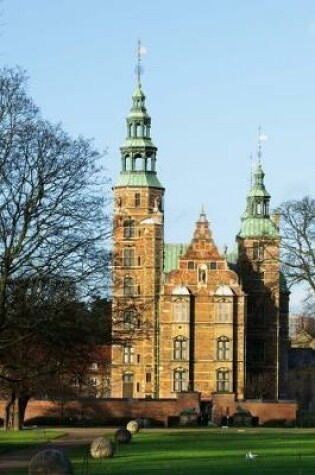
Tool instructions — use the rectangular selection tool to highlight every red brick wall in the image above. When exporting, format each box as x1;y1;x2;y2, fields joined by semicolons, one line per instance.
0;393;297;426
0;392;201;427
211;393;297;424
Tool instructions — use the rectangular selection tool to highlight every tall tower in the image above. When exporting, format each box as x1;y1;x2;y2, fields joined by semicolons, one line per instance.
236;146;289;400
111;59;164;398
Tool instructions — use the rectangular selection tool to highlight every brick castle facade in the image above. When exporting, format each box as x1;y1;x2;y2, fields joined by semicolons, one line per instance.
110;74;289;410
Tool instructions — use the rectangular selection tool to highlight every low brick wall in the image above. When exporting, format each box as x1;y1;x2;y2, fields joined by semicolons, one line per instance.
212;393;297;424
0;392;201;428
0;392;297;427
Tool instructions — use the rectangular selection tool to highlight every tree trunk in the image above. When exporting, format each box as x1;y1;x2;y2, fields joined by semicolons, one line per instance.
5;392;20;431
18;394;30;428
4;391;28;431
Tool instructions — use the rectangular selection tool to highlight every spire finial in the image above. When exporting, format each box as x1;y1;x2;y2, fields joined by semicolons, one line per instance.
136;39;146;86
250;153;253;186
200;205;207;221
257;126;268;165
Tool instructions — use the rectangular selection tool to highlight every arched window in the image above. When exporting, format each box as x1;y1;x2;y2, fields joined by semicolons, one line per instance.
173;336;188;360
125;155;132;171
173;368;188;392
217;336;230;360
124;277;134;297
135;122;142;137
216;369;230;393
124;220;135;239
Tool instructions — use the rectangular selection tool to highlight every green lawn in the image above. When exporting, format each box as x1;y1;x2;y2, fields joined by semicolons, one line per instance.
70;428;315;475
0;428;64;454
3;428;315;474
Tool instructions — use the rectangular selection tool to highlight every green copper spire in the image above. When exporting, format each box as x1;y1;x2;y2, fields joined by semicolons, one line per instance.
115;42;163;189
238;132;279;238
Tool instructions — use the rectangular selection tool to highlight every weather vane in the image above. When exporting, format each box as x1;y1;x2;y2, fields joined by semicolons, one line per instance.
135;39;147;85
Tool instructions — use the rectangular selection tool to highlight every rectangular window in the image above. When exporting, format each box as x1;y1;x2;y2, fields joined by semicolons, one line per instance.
124;277;134;297
135;193;141;207
124;220;134;239
253;242;264;260
208;261;217;270
145;372;152;383
124;309;133;329
217;338;230;360
137;354;140;363
123;345;134;364
188;261;195;270
173;369;187;392
173;299;189;323
215;301;233;323
173;338;187;360
136;382;140;392
123;248;134;267
216;371;230;392
89;362;99;371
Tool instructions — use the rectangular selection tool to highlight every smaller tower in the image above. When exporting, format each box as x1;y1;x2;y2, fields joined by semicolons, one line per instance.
237;136;289;400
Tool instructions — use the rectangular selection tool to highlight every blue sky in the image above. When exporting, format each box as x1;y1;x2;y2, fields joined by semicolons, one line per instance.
2;0;315;310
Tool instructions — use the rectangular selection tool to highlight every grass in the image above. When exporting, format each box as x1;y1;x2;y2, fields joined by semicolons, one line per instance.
69;428;315;475
4;427;315;474
0;428;64;454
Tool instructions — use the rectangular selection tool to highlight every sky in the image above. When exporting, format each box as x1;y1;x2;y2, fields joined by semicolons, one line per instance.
1;0;315;310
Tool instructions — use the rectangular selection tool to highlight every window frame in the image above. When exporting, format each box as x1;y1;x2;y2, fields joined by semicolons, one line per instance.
217;336;230;361
216;369;230;393
123;220;135;239
173;368;187;392
123;344;134;364
123;277;134;297
123;247;135;267
173;336;188;361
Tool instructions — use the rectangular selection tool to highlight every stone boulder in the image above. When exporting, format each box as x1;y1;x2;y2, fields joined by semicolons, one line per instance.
126;420;140;434
115;428;132;444
28;449;73;475
90;437;115;459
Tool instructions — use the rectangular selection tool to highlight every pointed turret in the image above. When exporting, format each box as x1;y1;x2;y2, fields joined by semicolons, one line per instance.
238;158;279;238
236;132;288;401
115;73;163;189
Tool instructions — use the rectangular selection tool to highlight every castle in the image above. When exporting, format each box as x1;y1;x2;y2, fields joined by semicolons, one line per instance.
110;72;289;410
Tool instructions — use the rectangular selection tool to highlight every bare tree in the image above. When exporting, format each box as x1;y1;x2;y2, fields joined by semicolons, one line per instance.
0;67;110;341
278;196;315;308
0;287;111;430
